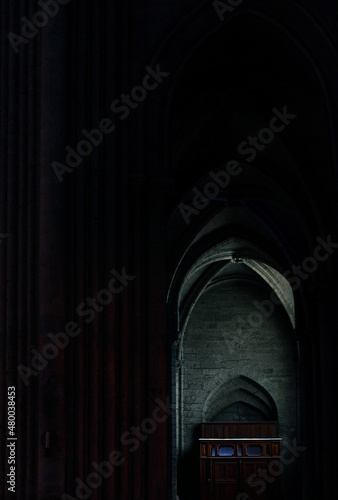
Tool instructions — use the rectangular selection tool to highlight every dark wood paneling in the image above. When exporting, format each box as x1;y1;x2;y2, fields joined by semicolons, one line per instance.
202;422;279;439
200;434;281;500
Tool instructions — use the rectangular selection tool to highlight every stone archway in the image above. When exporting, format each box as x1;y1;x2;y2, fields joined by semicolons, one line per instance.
202;375;278;423
173;264;298;500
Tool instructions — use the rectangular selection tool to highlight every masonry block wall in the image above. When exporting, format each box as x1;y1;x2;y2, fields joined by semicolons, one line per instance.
179;278;299;497
182;281;295;434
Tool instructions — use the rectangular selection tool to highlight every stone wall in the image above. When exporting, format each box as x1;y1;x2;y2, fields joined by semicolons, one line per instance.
181;278;298;454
